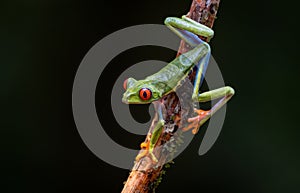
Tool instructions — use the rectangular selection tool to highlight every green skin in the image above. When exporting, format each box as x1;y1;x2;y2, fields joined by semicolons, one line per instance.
122;16;235;162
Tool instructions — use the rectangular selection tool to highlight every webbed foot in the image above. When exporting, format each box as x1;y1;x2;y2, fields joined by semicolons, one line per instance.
135;140;158;163
182;109;210;134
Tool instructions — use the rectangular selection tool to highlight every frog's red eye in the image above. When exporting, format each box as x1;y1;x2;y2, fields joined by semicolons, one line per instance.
139;88;152;100
123;79;128;90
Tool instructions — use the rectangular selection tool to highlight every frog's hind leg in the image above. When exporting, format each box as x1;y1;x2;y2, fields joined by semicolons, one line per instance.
164;16;212;99
183;86;235;134
182;109;210;134
164;16;233;135
164;16;214;46
191;49;211;100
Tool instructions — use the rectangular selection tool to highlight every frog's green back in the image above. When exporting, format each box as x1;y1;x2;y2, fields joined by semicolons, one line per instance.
145;43;208;94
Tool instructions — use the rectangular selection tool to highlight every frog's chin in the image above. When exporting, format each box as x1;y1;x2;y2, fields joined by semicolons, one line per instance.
122;98;151;104
121;98;130;104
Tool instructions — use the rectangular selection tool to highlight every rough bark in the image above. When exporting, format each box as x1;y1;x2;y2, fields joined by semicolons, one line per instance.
121;1;221;192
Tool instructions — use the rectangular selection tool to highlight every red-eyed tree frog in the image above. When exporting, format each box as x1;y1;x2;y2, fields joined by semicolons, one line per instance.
122;16;235;162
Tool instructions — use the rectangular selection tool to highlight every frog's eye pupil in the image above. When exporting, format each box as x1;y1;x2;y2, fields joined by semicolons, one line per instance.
143;91;147;98
139;88;152;100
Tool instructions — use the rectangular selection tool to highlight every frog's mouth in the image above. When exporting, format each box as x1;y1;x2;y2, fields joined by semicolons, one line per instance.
121;97;129;104
122;98;151;105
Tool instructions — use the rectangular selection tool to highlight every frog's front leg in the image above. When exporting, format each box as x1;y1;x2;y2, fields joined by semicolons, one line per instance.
135;101;165;163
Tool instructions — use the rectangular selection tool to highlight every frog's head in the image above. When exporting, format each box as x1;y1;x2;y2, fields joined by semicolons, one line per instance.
122;78;162;104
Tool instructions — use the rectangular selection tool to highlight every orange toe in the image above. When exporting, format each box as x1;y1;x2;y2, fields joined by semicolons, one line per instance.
140;142;148;149
182;109;210;134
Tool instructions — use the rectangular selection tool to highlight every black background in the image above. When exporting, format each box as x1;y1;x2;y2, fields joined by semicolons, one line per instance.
2;0;300;192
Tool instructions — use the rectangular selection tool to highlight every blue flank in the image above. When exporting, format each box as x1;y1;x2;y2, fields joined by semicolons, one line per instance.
179;29;210;87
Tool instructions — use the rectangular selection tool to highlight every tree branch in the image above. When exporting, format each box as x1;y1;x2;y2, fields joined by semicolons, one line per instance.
121;1;221;192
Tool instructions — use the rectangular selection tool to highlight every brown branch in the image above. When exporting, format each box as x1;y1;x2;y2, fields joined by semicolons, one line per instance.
121;1;221;192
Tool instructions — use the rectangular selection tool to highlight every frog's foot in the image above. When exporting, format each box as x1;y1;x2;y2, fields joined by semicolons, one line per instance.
182;109;211;134
135;139;150;162
135;141;158;163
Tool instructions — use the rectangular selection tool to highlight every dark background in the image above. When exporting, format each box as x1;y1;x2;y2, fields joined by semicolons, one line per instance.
2;0;300;192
